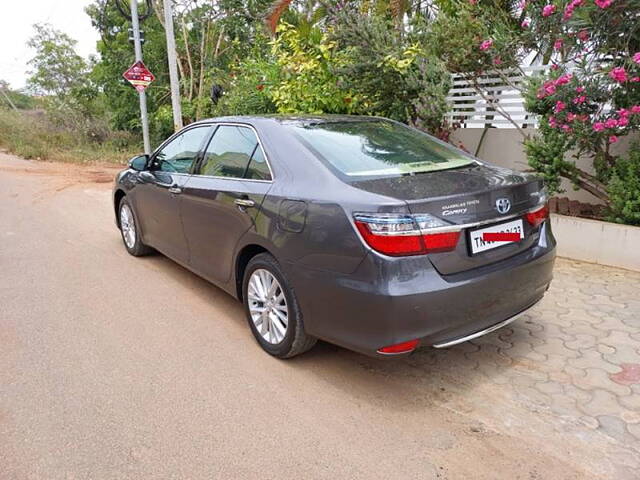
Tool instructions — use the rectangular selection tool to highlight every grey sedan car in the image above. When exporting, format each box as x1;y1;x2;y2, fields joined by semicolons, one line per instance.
113;115;555;358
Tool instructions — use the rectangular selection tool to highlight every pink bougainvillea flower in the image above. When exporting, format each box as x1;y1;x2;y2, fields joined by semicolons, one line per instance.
609;135;619;143
554;101;566;112
632;77;640;83
551;64;560;71
554;39;563;50
542;4;556;16
595;0;613;8
617;117;629;127
521;19;531;28
577;30;589;42
479;39;493;51
519;0;527;8
609;67;628;83
604;118;618;128
575;86;585;93
493;56;503;66
573;95;586;104
544;83;557;96
549;116;558;128
633;52;640;64
555;73;573;85
617;108;630;118
563;0;584;19
561;124;572;132
631;105;640;114
567;113;578;121
592;122;605;132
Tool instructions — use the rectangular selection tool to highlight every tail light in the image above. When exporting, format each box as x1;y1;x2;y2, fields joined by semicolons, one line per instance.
525;204;549;228
354;213;460;256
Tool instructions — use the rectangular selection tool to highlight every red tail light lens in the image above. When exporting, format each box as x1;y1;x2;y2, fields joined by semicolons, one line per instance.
377;339;420;354
525;204;549;228
355;221;424;255
354;214;459;256
422;231;461;253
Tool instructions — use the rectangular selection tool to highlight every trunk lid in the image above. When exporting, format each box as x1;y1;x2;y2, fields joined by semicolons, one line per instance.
350;163;546;274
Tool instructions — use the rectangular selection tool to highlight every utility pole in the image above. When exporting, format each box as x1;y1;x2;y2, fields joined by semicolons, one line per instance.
163;0;183;131
130;0;151;154
0;88;18;112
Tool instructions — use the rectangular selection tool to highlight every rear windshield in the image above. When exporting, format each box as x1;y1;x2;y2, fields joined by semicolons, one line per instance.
287;119;474;178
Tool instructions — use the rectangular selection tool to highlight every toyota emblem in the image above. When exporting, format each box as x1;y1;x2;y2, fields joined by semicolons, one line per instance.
495;198;511;214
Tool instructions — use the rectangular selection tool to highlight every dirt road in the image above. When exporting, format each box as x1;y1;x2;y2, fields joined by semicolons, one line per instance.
1;152;639;479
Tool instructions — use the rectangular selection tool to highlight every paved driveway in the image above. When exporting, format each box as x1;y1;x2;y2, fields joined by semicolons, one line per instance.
1;153;639;479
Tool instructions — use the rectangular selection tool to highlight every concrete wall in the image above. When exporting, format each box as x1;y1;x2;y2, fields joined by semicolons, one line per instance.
450;129;639;205
551;214;640;271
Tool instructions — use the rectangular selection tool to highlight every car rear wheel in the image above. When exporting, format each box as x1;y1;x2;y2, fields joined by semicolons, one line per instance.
119;197;152;257
242;253;316;358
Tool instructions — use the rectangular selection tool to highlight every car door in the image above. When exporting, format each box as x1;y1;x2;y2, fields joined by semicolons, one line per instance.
180;123;273;285
134;125;213;262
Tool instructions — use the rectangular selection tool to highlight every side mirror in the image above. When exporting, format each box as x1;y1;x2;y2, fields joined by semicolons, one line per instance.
128;154;149;171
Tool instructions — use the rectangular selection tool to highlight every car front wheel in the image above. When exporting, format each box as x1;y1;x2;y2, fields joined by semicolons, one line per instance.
242;253;316;358
118;197;152;257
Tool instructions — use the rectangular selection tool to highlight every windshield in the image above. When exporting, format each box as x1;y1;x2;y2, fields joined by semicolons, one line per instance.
287;119;474;178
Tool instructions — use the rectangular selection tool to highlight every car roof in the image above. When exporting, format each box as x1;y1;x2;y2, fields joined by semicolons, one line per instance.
191;114;384;127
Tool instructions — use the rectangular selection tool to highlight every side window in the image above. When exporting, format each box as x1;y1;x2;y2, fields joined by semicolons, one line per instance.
197;125;271;180
245;145;271;180
153;127;211;173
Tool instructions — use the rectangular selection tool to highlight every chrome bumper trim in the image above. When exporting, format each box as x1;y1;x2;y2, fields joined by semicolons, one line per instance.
432;300;540;349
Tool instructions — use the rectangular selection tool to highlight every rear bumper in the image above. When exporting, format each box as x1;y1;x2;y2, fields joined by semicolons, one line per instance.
431;298;541;348
288;221;556;357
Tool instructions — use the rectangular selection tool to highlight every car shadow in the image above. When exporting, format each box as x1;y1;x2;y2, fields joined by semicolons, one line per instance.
137;246;549;414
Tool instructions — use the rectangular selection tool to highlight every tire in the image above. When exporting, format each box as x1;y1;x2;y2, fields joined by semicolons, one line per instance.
118;196;152;257
242;253;316;358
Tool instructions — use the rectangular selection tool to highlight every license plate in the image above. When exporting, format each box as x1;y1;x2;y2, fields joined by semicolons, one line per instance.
468;219;524;255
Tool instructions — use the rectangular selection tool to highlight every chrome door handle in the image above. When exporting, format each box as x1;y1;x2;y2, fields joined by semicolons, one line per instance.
168;186;182;194
234;198;255;208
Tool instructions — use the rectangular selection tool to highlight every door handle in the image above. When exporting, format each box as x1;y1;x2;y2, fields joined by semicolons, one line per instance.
234;198;255;208
168;186;182;194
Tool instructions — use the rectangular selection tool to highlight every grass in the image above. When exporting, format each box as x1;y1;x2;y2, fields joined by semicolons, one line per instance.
0;109;139;165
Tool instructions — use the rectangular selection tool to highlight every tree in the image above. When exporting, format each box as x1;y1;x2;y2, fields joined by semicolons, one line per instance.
522;0;640;217
26;23;89;98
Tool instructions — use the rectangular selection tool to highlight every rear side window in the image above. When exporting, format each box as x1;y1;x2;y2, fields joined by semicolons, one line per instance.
196;125;271;180
287;120;474;178
245;146;270;180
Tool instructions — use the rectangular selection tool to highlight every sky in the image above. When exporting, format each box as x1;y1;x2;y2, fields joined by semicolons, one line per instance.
0;0;100;89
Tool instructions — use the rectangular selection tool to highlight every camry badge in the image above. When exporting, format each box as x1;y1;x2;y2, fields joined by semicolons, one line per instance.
495;198;511;214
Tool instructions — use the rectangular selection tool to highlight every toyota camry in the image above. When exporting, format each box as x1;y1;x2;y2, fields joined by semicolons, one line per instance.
113;115;556;358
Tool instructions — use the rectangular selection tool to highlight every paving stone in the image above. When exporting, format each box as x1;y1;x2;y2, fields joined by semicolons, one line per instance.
581;389;625;418
619;393;640;412
603;343;640;365
573;368;633;396
596;415;634;443
567;350;620;374
412;258;640;472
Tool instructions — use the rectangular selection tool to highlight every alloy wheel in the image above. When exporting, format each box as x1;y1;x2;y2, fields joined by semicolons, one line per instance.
247;269;289;344
120;204;136;249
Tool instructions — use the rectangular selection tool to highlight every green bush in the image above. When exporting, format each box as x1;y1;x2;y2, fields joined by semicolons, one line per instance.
607;142;640;225
0;108;138;164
